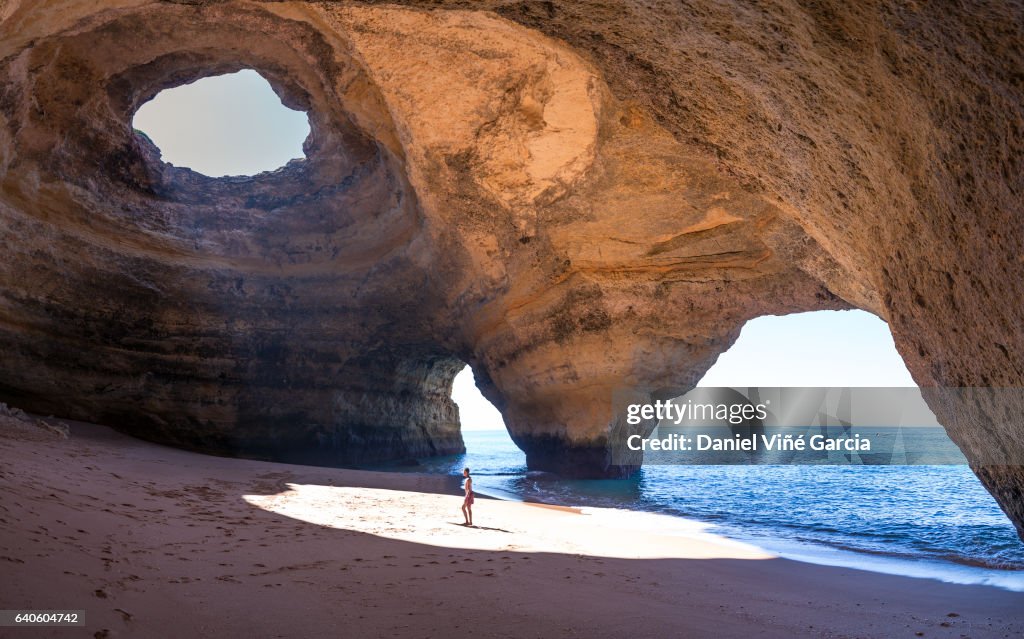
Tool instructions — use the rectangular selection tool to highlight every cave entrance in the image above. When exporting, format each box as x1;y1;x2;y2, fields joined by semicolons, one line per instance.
131;69;311;177
672;309;1024;572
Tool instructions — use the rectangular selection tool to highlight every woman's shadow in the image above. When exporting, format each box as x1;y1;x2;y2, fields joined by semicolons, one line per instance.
449;522;512;532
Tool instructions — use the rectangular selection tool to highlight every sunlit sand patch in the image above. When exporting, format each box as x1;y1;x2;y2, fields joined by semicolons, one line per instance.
244;483;775;560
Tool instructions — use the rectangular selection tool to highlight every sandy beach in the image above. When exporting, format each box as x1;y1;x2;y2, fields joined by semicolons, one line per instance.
2;414;1022;639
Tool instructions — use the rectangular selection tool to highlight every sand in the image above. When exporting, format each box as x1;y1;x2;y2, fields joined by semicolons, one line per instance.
1;415;1022;639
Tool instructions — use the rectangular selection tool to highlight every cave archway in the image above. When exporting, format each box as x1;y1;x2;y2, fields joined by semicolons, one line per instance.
677;309;1024;566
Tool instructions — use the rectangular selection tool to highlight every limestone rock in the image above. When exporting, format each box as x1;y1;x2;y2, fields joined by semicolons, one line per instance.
0;2;1022;536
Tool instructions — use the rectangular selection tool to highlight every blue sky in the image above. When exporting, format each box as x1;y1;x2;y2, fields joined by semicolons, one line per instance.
696;309;915;388
134;71;916;432
133;70;309;177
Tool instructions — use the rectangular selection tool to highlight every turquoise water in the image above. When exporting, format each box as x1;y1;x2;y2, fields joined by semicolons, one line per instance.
384;430;1024;583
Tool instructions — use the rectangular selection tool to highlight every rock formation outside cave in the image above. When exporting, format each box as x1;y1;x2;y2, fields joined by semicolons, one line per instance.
0;2;1022;539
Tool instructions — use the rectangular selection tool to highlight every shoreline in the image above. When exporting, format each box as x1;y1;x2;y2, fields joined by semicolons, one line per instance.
2;416;1023;637
390;431;1024;589
468;484;1024;593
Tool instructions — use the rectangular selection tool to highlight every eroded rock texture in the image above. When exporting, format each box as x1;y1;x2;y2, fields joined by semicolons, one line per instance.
0;2;1022;534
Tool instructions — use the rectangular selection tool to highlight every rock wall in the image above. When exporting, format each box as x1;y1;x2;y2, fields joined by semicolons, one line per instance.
0;2;1022;535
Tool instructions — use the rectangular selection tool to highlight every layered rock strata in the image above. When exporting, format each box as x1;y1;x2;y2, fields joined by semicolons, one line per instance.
0;2;1021;535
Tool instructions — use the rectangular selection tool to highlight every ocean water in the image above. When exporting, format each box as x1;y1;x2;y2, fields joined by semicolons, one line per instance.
382;430;1024;589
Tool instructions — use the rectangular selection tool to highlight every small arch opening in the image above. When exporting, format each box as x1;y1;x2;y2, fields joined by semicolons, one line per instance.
451;365;506;432
132;69;311;178
434;365;524;496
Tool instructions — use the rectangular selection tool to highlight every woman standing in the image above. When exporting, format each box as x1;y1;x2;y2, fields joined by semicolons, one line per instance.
461;467;474;526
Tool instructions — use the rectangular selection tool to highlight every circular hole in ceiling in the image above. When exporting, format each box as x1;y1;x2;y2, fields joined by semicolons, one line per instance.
132;69;311;178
